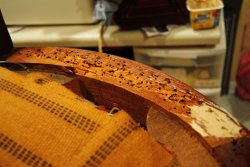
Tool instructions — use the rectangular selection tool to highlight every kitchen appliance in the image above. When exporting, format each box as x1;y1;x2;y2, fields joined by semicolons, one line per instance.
0;0;96;25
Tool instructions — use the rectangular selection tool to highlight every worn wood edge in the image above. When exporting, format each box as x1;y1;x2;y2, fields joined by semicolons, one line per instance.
6;46;250;166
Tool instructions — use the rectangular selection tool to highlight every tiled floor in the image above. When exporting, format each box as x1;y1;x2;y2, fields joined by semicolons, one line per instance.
219;95;250;130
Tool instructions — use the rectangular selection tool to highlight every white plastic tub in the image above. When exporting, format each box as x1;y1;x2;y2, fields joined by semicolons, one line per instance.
187;0;224;30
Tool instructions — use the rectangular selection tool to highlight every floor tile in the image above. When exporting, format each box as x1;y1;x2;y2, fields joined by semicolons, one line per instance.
219;95;250;130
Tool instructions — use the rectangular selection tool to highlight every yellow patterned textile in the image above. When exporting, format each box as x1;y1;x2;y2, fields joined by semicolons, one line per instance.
0;67;172;167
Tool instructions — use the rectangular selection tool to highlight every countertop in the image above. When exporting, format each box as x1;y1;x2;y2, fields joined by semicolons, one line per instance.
8;23;221;48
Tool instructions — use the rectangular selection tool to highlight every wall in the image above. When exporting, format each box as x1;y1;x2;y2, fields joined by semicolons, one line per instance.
230;0;250;81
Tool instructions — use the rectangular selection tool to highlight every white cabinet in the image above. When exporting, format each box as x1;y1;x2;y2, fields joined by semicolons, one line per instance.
133;19;226;103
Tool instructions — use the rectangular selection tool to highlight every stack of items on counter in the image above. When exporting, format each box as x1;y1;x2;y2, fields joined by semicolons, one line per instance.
126;0;225;102
114;0;223;36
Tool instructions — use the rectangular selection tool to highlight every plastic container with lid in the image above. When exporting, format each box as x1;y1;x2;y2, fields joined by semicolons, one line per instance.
187;0;224;30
